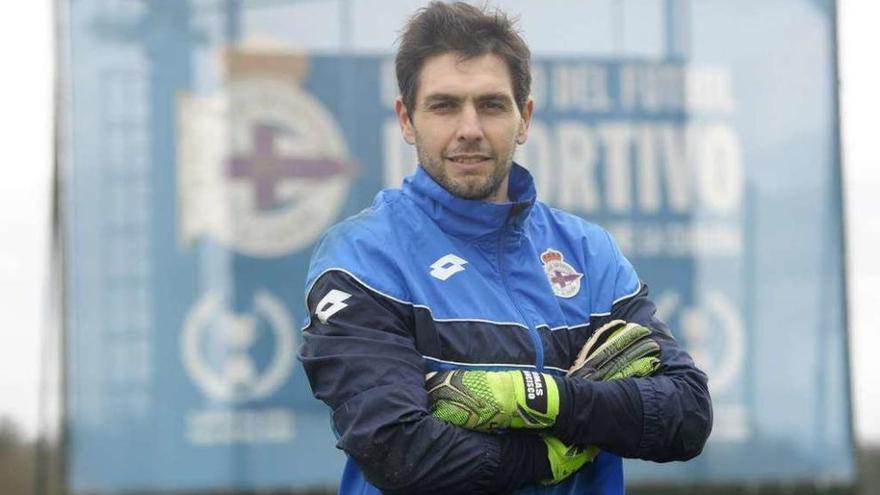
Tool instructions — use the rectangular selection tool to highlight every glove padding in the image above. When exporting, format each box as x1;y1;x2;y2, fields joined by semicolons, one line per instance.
426;320;660;484
426;369;560;431
567;319;661;380
541;435;599;485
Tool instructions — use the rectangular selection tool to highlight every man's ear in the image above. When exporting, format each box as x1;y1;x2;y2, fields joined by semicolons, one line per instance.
516;97;534;145
395;97;416;145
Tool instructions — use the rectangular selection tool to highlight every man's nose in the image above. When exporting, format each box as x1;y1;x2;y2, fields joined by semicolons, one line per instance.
456;104;484;142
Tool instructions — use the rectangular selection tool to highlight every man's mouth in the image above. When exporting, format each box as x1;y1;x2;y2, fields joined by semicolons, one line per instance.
446;154;492;165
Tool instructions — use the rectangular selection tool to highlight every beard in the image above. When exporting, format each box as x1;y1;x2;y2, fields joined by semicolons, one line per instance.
415;134;517;201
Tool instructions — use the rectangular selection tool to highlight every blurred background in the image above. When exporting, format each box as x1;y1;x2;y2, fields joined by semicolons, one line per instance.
1;0;877;494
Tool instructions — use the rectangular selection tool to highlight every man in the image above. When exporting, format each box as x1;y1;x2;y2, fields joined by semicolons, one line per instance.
299;2;712;494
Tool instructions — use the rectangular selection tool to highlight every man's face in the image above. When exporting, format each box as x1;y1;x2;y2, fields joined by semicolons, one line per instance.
396;52;533;203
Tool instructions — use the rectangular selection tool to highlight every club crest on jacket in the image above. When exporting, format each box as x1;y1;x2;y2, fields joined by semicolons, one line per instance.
540;249;583;298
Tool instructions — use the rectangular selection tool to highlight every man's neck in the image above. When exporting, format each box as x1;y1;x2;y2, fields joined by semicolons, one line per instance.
485;175;511;204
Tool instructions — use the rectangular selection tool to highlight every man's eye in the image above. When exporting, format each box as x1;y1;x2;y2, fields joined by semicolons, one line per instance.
429;102;454;111
482;101;506;110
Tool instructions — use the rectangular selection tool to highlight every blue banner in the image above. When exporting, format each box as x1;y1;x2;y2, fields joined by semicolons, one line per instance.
62;0;853;491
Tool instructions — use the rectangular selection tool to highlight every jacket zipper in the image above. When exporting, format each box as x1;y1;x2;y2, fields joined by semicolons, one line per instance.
497;217;545;371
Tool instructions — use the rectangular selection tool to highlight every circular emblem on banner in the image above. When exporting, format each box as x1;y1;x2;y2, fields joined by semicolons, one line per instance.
656;290;744;395
540;248;583;298
176;49;357;258
181;290;296;403
223;77;355;256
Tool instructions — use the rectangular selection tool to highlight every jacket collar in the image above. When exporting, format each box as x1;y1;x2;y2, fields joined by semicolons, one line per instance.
402;162;536;239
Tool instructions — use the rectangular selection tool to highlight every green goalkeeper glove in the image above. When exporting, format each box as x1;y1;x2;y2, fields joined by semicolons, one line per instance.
541;435;599;485
426;369;560;431
567;320;661;381
534;320;661;484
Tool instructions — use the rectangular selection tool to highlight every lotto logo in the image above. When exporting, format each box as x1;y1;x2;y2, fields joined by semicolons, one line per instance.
430;254;468;281
315;289;352;324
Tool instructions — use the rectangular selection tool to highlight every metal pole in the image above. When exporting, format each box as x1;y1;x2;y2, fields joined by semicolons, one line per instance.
225;0;241;43
49;0;71;492
827;0;857;475
664;0;690;61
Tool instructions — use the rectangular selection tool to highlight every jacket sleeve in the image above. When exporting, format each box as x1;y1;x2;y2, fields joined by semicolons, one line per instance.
299;269;549;494
550;234;713;462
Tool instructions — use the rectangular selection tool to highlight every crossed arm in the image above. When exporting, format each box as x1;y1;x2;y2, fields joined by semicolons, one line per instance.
300;270;548;493
299;270;712;494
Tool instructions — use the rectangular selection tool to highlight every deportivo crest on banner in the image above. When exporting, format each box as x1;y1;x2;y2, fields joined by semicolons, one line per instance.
540;249;583;298
177;42;356;257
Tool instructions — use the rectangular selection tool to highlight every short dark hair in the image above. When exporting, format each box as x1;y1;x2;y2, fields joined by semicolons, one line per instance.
395;1;531;117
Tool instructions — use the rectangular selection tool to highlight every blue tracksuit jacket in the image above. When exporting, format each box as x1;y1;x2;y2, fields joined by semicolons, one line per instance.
299;163;712;494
